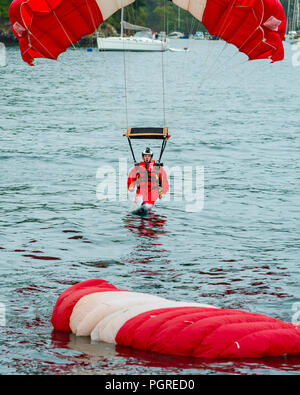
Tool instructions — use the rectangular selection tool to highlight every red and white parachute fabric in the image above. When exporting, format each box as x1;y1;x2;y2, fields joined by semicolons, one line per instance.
52;279;300;359
172;0;286;62
9;0;135;66
10;0;286;66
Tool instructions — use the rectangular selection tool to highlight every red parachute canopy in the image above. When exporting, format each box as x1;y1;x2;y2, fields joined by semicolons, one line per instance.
9;0;135;66
9;0;286;66
172;0;286;62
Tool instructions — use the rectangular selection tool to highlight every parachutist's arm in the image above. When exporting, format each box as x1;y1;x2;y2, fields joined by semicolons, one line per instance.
159;167;169;198
127;167;137;192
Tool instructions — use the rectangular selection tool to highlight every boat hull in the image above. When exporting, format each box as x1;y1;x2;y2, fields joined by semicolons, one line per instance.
97;37;169;52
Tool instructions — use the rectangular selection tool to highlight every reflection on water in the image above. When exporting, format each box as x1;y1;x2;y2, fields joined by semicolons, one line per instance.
50;331;300;375
122;213;180;289
122;212;168;239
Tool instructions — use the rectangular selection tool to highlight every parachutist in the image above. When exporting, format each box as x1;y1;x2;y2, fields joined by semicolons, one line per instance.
124;128;170;212
128;147;169;207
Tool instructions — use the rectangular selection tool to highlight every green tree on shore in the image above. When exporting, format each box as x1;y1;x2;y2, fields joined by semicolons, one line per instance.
0;0;291;32
0;0;11;19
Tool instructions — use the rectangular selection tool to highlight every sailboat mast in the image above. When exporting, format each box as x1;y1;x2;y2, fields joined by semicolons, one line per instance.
295;0;300;30
298;0;300;30
121;8;124;38
286;0;291;34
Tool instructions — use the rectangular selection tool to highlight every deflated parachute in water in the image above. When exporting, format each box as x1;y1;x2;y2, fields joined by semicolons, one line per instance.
9;0;135;66
52;279;300;359
172;0;286;62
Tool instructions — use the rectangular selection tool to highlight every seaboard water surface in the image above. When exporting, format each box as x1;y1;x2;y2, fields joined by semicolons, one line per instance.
1;40;300;375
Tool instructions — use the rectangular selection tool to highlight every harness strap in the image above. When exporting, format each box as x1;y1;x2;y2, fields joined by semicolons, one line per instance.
136;162;160;193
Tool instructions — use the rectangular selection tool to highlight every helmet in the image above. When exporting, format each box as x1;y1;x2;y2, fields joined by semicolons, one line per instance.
142;147;153;156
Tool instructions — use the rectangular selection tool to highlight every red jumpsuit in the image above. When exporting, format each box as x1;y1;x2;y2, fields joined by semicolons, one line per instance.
127;160;169;206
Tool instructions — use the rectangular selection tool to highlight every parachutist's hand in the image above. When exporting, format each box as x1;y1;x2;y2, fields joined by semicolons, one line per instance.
159;191;165;199
128;183;136;192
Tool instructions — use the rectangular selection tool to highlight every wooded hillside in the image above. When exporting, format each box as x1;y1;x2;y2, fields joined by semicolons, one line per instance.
0;0;291;34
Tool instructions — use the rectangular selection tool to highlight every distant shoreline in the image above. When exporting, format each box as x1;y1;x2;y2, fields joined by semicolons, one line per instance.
0;23;96;47
0;21;17;45
0;19;117;46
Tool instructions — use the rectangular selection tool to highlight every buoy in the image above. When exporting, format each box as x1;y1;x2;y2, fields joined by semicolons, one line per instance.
52;279;300;359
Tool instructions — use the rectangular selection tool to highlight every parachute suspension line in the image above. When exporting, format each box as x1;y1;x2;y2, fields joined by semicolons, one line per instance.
23;0;102;81
22;28;56;61
26;0;94;63
26;1;106;87
84;0;98;36
173;0;268;125
236;0;265;56
209;0;267;80
203;0;266;85
43;0;78;52
171;0;243;124
194;0;268;109
19;4;59;61
212;30;263;80
44;0;110;76
197;43;230;90
161;48;167;128
121;2;129;129
20;2;118;124
174;13;203;97
186;14;198;50
198;2;238;78
161;0;167;128
194;0;250;91
122;44;129;129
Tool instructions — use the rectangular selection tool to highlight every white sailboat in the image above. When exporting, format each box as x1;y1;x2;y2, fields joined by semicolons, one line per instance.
97;8;169;52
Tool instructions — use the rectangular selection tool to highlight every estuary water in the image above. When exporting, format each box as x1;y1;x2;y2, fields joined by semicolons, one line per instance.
0;39;300;375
